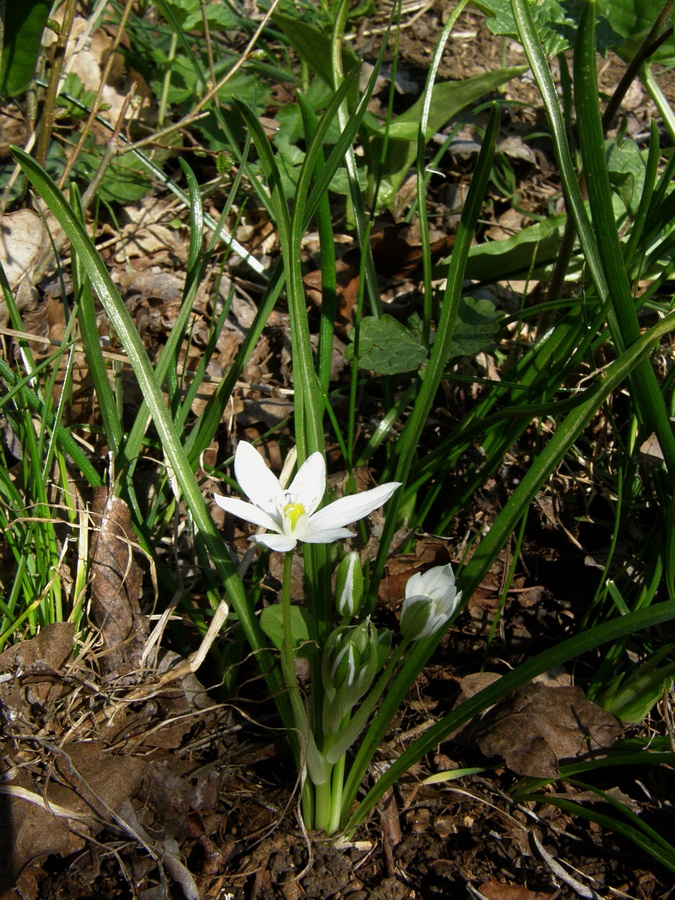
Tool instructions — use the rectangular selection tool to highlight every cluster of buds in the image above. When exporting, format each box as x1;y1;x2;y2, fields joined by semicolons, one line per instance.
217;441;464;754
321;619;386;734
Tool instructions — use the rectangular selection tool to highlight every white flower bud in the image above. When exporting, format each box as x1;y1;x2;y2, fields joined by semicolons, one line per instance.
335;552;364;618
400;564;461;641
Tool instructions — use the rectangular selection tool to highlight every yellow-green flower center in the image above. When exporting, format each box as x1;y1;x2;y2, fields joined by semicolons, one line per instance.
283;502;306;531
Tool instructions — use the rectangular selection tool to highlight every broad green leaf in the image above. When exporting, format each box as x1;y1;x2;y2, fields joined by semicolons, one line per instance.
597;0;675;64
365;67;525;209
448;295;503;359
606;136;646;216
152;56;270;109
474;0;622;57
0;0;51;97
260;604;314;658
347;314;428;374
465;213;568;281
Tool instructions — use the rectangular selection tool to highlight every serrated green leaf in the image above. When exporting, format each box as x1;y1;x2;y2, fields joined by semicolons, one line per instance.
347;314;428;375
448;295;503;359
160;0;238;30
0;0;51;97
474;0;622;57
57;73;98;120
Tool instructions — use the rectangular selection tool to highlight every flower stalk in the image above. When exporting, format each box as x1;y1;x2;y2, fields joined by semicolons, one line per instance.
216;441;466;832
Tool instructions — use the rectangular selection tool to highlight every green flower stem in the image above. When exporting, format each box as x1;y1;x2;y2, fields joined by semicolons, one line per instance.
280;551;311;770
327;730;347;835
369;103;500;599
314;777;333;834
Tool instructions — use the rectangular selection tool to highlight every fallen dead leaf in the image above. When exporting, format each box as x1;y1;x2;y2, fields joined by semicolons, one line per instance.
0;209;45;322
0;741;145;892
0;622;75;710
89;488;148;682
473;683;622;777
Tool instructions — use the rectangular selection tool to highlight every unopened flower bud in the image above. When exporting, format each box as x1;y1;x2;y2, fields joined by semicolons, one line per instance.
400;564;461;641
335;552;364;619
322;620;380;733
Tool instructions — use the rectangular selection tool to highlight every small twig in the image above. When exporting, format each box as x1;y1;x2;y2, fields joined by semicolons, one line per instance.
30;84;138;285
58;0;137;189
35;0;78;166
79;83;138;212
602;1;673;131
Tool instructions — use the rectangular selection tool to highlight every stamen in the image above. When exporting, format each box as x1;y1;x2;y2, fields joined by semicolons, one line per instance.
283;502;306;531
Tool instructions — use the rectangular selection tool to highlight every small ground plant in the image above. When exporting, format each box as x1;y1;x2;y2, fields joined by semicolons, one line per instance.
1;0;675;889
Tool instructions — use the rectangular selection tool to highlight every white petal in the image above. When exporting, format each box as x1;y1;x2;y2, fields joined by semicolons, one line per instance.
286;452;326;515
405;571;426;599
420;564;456;600
213;495;280;531
309;481;401;531
251;533;297;552
302;525;356;544
234;441;285;511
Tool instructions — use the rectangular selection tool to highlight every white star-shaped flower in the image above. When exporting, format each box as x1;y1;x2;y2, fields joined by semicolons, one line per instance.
214;441;401;552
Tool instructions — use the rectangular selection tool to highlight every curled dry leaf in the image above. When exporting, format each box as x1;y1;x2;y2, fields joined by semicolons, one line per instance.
0;209;46;323
471;682;622;778
89;488;148;682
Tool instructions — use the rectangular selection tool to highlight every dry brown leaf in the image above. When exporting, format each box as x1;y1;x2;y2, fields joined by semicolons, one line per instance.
0;623;75;710
474;683;621;777
0;210;46;321
0;210;45;286
89;488;148;681
0;742;145;891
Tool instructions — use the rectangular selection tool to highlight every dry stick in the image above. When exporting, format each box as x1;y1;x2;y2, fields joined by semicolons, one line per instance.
35;0;78;167
30;84;139;287
199;0;217;92
58;0;137;189
602;8;674;131
111;0;282;161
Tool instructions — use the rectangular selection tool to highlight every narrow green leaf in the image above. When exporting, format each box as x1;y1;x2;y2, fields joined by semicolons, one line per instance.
345;600;675;834
0;0;50;96
11;146;291;730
